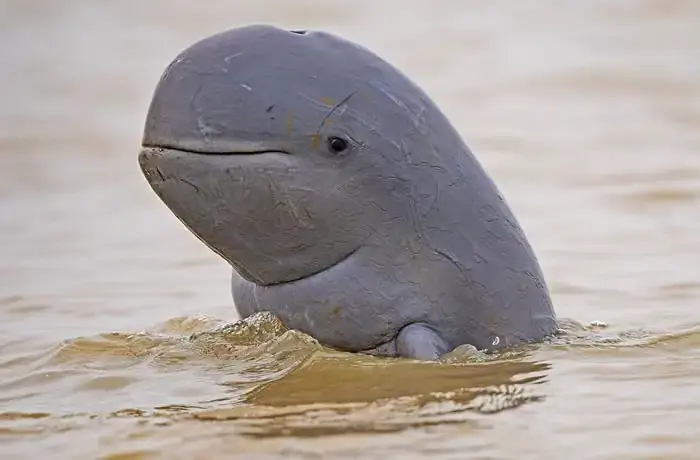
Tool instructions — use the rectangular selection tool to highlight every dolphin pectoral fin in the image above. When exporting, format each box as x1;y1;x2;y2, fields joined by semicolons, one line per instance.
395;323;451;361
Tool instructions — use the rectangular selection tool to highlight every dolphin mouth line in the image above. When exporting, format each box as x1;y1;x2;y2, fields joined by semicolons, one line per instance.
141;145;291;156
188;149;290;156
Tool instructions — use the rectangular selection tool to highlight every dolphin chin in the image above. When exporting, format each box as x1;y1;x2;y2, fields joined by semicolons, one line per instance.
262;244;361;287
138;145;369;287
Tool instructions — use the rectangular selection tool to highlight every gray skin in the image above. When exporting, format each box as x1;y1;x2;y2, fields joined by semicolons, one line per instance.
138;25;557;360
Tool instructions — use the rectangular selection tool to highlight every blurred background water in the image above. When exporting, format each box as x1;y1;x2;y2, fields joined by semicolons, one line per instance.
1;1;699;459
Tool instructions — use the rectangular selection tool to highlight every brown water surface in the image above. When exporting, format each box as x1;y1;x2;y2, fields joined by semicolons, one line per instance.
1;1;699;459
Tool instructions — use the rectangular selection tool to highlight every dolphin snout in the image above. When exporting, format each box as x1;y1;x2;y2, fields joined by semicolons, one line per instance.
138;148;168;186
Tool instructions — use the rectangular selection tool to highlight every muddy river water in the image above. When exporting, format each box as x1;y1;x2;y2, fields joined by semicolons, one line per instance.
1;1;699;459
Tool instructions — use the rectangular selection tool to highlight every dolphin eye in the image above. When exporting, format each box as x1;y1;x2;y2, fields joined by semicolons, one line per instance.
327;136;348;154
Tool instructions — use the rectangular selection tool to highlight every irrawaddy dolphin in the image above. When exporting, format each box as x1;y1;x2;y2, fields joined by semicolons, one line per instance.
138;25;558;360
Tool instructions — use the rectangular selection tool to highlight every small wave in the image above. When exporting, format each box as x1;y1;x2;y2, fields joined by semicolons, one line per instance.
546;317;700;349
5;312;698;441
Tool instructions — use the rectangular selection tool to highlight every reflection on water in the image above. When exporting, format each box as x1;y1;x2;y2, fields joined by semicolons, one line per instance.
1;0;699;459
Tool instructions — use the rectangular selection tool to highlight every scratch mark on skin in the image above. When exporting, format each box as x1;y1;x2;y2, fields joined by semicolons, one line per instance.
189;83;220;143
371;81;428;134
317;90;359;133
197;117;219;142
433;248;473;289
375;83;410;111
300;92;378;134
415;161;447;173
224;52;243;63
154;166;166;182
176;177;200;193
313;165;377;209
189;84;203;115
298;93;337;110
281;199;316;229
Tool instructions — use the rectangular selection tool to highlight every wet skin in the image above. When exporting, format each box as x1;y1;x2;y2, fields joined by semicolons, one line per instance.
138;25;558;360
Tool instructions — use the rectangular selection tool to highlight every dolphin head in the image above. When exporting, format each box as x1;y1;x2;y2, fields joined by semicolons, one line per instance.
139;25;434;286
